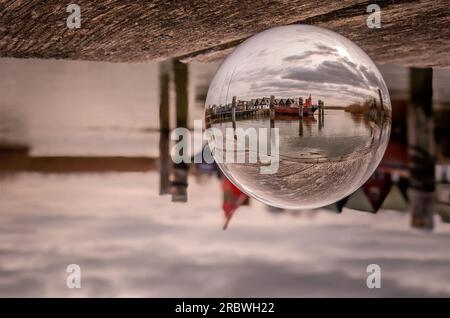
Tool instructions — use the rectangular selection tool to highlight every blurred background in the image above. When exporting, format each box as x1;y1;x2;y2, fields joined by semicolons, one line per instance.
0;58;450;297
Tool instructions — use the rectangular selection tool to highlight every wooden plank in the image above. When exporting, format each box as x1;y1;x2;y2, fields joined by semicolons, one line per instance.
0;0;449;67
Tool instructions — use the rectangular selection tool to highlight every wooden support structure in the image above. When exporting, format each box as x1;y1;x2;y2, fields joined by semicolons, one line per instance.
231;96;237;131
171;59;189;202
1;1;449;67
299;117;304;137
298;96;304;119
159;61;171;195
408;68;435;230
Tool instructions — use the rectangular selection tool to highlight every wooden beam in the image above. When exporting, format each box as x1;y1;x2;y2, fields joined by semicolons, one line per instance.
0;1;449;67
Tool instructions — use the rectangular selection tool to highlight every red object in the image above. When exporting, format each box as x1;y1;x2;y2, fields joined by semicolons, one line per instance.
274;106;316;116
304;94;312;107
274;94;317;116
222;178;248;230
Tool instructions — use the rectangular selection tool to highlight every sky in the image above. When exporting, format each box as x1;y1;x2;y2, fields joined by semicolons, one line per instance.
206;25;390;107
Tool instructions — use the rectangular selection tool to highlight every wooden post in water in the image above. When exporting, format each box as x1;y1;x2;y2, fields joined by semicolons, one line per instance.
231;96;237;131
172;59;189;202
159;61;171;195
268;95;276;153
269;95;275;120
299;97;304;119
408;68;435;230
378;88;385;114
269;95;275;129
298;97;304;136
318;99;323;130
321;100;325;128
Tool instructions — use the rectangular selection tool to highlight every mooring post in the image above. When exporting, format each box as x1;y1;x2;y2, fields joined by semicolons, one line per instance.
269;95;276;129
321;100;325;127
231;96;237;131
408;68;435;230
269;95;275;119
159;61;171;195
378;88;385;114
299;117;303;136
299;97;303;119
297;97;303;136
172;59;189;203
318;99;323;130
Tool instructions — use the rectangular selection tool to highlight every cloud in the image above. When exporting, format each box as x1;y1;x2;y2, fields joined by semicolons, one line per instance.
283;60;363;87
234;43;378;103
283;44;338;62
359;64;381;86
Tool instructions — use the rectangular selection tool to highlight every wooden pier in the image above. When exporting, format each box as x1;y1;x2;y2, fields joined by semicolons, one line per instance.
1;1;449;67
207;108;269;125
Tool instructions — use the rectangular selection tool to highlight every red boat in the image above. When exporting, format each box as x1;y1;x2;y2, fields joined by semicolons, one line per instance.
274;106;317;116
274;95;318;116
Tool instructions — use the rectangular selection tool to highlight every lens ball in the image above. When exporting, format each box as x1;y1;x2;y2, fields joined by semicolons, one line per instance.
205;25;391;209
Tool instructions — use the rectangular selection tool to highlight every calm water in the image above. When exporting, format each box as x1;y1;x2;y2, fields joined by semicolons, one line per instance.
1;172;450;297
210;110;391;209
217;110;374;158
0;58;450;297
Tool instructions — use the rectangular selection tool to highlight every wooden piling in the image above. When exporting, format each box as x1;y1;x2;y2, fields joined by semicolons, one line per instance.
231;96;237;130
378;88;385;113
172;59;189;202
408;68;435;230
299;97;304;119
159;61;171;195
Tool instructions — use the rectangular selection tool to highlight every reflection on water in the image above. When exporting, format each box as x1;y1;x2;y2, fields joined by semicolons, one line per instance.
219;111;374;158
0;58;450;297
211;110;391;209
1;172;450;297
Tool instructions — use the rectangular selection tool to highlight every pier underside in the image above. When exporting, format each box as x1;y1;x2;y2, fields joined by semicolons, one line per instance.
0;0;449;67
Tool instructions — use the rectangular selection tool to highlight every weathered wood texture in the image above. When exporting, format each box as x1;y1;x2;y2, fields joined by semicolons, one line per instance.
0;0;449;67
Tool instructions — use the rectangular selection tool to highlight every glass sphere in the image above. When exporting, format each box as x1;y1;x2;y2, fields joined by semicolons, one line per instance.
205;25;391;209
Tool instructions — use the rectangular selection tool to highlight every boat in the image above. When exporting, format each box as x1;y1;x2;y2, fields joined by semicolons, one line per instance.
274;105;317;116
274;94;318;117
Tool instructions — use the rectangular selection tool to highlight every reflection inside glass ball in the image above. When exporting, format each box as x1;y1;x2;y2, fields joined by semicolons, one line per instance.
204;25;391;209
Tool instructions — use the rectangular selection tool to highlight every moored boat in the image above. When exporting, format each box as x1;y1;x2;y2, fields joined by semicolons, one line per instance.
274;94;318;117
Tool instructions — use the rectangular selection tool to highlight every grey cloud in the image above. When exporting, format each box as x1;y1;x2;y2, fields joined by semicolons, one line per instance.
359;64;380;86
252;79;329;91
283;59;371;89
225;46;382;105
315;44;337;53
283;45;338;62
256;49;268;57
284;51;320;62
248;78;371;105
340;57;359;70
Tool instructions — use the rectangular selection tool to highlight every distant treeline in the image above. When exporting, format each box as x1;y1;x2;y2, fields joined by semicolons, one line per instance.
344;99;373;113
324;106;346;110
